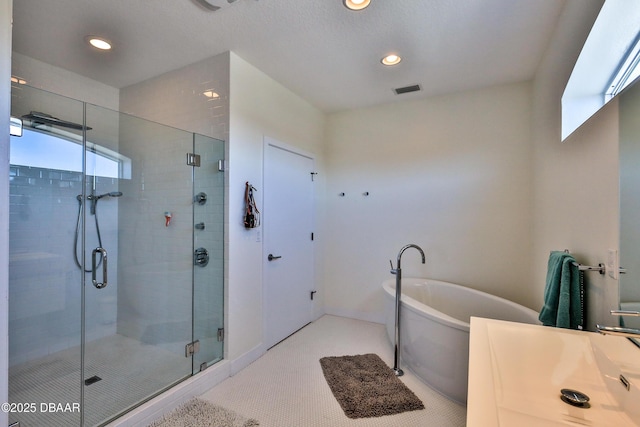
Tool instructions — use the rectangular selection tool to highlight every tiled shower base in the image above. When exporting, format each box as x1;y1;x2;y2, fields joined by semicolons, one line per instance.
9;334;188;426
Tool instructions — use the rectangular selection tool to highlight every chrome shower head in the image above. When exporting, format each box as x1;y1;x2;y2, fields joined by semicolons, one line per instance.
96;191;123;200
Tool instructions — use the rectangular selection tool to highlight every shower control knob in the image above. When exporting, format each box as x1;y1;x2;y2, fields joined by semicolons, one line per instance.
194;247;209;267
194;192;207;205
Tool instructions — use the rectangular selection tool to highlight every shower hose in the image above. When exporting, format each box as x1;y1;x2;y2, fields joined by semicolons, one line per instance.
73;195;104;273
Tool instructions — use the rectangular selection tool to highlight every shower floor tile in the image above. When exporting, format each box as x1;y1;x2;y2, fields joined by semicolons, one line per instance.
9;334;188;427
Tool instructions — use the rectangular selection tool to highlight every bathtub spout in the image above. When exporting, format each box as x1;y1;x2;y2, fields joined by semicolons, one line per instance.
397;244;426;269
392;244;426;376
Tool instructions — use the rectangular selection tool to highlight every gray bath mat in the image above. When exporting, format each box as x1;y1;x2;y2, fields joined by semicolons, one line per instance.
319;353;424;419
147;398;259;427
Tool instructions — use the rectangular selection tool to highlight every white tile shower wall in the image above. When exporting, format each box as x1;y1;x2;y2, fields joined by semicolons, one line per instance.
119;53;229;358
116;121;196;357
7;64;123;366
193;136;226;365
119;53;230;142
8;166;119;366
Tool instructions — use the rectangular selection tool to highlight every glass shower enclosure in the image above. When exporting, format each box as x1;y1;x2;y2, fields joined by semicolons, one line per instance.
8;85;225;426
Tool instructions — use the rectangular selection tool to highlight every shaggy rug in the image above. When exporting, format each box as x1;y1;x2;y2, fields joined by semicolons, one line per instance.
147;398;259;427
319;353;425;419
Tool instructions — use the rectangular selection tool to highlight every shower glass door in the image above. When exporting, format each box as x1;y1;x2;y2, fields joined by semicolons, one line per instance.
9;86;225;426
82;104;196;426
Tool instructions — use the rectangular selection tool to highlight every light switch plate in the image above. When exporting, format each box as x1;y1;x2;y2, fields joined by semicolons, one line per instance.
607;249;618;279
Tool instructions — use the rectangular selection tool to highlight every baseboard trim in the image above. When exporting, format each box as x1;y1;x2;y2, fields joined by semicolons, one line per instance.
323;307;384;324
229;343;265;376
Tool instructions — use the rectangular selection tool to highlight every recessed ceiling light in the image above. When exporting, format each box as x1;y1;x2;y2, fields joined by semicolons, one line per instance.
381;54;402;66
343;0;371;11
85;36;112;51
10;76;27;85
203;90;220;99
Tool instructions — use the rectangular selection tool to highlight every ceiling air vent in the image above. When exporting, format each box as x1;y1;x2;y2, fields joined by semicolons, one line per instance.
394;84;421;95
194;0;238;11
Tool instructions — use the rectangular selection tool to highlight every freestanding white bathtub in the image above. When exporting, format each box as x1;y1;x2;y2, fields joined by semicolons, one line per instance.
383;277;539;404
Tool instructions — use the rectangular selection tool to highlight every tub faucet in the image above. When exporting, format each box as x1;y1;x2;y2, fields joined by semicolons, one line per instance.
394;244;426;271
597;309;640;338
391;244;426;376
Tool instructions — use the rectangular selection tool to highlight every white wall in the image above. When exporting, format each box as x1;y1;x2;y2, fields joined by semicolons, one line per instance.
531;0;619;331
1;0;11;423
320;0;623;331
227;52;325;367
324;82;534;322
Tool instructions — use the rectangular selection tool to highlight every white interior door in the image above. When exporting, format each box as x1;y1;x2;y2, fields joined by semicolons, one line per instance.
264;137;315;349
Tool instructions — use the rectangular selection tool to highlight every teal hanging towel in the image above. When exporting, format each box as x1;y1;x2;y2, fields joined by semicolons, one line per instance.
539;251;583;329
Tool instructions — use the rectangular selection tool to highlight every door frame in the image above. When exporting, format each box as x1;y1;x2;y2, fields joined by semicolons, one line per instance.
262;136;316;350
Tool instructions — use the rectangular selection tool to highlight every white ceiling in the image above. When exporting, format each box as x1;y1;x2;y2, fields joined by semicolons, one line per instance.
11;0;569;113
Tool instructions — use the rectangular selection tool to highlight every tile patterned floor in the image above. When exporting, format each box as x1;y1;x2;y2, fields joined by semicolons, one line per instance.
201;315;466;427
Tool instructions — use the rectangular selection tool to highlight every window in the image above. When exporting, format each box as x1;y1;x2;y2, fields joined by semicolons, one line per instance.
10;127;131;179
605;34;640;102
562;1;640;141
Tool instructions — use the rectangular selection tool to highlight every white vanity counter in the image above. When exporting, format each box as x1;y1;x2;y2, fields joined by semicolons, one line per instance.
468;317;640;426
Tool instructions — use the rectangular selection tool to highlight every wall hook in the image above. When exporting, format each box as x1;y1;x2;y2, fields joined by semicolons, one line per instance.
339;192;345;197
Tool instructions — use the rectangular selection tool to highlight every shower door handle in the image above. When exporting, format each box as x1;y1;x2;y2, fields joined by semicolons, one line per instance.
92;247;108;289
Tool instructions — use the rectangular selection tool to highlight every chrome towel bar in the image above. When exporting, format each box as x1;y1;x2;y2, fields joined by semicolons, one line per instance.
571;262;605;275
563;249;605;275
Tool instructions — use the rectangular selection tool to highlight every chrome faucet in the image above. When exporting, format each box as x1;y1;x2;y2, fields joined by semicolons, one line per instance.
390;244;426;376
597;310;640;338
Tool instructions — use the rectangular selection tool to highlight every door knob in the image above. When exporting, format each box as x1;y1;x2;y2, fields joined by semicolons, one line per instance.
268;254;282;261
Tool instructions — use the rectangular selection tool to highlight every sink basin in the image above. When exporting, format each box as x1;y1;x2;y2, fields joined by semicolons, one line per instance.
468;318;640;426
